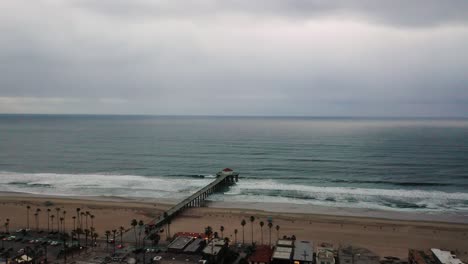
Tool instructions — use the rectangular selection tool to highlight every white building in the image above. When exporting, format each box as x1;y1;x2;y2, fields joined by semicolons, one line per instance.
431;248;464;264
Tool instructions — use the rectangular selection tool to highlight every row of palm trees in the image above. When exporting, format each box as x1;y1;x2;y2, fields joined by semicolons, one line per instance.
203;216;281;247
25;205;96;233
237;216;280;246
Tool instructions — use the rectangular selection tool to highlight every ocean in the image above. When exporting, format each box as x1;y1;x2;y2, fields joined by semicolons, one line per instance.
1;115;468;215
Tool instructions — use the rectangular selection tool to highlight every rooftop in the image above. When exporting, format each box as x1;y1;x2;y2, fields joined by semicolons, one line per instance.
317;247;335;260
249;245;274;263
277;239;294;247
294;241;313;261
168;236;194;250
431;249;464;264
273;246;293;260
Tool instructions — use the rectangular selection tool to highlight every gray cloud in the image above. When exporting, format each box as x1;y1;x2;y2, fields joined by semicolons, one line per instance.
0;0;467;116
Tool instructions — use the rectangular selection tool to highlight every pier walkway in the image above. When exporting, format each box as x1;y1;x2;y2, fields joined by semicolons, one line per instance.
149;168;239;229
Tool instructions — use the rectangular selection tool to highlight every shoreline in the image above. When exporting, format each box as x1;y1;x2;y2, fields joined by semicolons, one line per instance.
1;191;467;224
0;192;467;260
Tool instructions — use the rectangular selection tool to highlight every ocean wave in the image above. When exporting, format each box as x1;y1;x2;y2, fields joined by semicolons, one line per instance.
0;171;467;212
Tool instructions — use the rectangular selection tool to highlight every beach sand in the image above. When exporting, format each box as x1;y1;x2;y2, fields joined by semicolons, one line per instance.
0;193;467;261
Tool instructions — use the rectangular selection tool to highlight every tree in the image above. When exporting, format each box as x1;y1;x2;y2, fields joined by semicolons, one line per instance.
55;208;61;232
26;205;31;229
138;220;144;246
75;208;81;229
234;229;238;244
80;212;85;230
268;222;273;246
259;221;264;245
85;211;90;229
34;213;38;231
240;219;246;244
220;226;224;239
60;218;64;234
84;229;89;248
62;210;67;233
112;229;117;254
47;208;51;232
4;219;10;233
72;216;76;231
90;215;95;229
131;219;138;247
50;215;55;232
204;226;213;239
276;225;280;240
249;216;255;245
105;230;111;253
92;232;98;247
119;226;125;245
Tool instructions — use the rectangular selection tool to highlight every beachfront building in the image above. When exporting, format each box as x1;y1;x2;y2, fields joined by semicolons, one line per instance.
409;249;437;264
316;247;336;264
202;238;227;262
430;249;465;264
272;239;294;264
293;240;313;264
167;236;195;253
339;246;380;264
183;238;206;255
248;245;274;264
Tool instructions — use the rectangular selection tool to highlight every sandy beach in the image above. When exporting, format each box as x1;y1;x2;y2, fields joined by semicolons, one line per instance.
0;193;467;262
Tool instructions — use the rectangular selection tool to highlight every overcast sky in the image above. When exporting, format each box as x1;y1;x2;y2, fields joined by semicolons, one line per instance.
1;0;467;116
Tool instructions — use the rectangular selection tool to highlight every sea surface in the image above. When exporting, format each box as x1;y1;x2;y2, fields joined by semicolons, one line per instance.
0;115;468;215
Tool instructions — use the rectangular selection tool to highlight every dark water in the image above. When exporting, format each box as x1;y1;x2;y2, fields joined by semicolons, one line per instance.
1;115;467;213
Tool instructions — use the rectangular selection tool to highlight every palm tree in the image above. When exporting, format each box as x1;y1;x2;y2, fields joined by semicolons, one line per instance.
36;208;41;230
34;213;38;231
105;230;111;253
80;212;85;229
268;222;273;246
26;205;31;229
234;229;238;244
249;216;255;245
204;226;213;239
75;208;81;229
90;227;96;246
60;218;64;234
112;229;117;254
276;225;280;240
85;211;90;229
47;208;51;232
220;226;224;239
72;216;76;231
62;210;67;232
84;229;89;247
240;219;246;244
259;221;264;245
76;228;83;247
119;226;125;245
92;232;98;247
90;215;95;229
55;208;60;231
5;219;10;233
138;220;144;246
131;219;138;246
50;215;55;232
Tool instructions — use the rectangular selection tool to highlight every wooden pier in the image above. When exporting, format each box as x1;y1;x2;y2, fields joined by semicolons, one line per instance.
149;168;239;229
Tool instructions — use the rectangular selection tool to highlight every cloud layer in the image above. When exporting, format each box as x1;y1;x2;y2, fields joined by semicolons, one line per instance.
1;0;468;116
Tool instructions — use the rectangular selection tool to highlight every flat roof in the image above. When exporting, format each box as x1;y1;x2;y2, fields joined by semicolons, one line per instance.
249;245;273;263
431;249;464;264
273;251;292;260
277;239;294;247
184;238;205;253
294;241;313;261
202;239;225;255
168;236;194;250
273;246;293;260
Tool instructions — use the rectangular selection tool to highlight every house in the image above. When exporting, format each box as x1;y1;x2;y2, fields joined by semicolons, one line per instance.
339;246;379;264
272;246;293;264
431;249;464;264
316;247;335;264
293;241;313;264
168;236;194;253
249;245;274;264
184;238;206;254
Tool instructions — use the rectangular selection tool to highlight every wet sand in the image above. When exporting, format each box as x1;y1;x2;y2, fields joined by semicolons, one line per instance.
0;193;467;261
